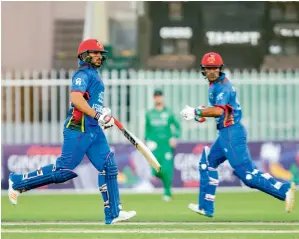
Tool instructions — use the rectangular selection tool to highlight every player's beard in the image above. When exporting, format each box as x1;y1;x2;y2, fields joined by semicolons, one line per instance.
94;61;102;67
91;57;102;67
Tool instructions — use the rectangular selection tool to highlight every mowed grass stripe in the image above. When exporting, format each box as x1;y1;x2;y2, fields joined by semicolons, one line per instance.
2;222;299;226
2;233;299;239
3;229;299;234
2;224;299;230
3;193;299;222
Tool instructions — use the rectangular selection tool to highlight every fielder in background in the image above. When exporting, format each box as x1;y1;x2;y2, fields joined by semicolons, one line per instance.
145;89;181;201
180;52;296;216
8;39;136;225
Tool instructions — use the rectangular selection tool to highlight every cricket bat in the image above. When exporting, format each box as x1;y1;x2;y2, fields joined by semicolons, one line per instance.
113;117;161;172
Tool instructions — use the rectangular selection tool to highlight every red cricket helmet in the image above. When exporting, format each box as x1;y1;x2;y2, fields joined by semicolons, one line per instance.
77;39;108;58
200;52;224;68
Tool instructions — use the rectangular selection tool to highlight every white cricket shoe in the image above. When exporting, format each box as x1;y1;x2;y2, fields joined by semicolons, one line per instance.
188;203;213;217
8;178;20;205
110;210;137;224
285;182;296;213
188;203;205;214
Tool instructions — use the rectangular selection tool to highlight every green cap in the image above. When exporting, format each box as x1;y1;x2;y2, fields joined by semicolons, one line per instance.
153;89;163;96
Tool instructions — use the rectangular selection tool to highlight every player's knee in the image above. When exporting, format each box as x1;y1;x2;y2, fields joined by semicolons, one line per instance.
199;147;219;188
49;164;78;183
55;157;77;171
208;168;219;185
199;147;210;184
41;164;56;174
52;168;78;183
234;167;259;188
105;152;118;179
199;146;210;171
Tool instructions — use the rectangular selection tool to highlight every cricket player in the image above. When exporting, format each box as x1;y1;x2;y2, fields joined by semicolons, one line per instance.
180;52;296;216
145;89;181;201
8;39;136;224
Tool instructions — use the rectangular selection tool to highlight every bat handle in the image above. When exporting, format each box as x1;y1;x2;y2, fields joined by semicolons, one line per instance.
113;117;124;130
198;117;206;123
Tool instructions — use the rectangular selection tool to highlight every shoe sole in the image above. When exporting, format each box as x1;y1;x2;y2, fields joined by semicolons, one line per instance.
188;204;213;217
110;211;137;224
8;179;18;205
286;182;296;213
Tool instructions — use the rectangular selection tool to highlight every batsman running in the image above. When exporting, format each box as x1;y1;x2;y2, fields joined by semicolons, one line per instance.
180;52;296;217
145;89;181;201
8;39;136;224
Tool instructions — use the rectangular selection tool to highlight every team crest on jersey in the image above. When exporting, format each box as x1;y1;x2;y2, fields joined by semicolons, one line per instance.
209;93;214;99
165;152;173;160
75;78;81;85
161;112;169;119
216;92;224;101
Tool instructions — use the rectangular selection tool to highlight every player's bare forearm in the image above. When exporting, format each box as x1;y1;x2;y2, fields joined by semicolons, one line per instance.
200;107;224;117
70;92;97;118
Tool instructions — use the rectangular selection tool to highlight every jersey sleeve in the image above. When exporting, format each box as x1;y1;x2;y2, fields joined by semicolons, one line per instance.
71;71;89;93
214;86;231;107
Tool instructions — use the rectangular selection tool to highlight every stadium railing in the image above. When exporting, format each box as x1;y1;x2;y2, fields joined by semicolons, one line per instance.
2;69;299;144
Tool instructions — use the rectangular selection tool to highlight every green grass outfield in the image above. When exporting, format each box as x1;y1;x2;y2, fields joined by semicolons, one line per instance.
2;191;299;239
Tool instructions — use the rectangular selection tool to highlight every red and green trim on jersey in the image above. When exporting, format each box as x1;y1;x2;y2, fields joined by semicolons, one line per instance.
66;91;90;132
215;104;235;128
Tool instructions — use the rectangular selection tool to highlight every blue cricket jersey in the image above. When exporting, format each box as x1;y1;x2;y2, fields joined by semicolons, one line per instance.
208;73;242;129
64;60;105;132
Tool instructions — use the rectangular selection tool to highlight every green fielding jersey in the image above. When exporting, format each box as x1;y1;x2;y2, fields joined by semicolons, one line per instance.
145;107;181;143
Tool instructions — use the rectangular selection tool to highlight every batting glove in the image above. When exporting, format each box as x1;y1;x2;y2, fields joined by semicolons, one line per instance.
94;107;115;129
180;105;206;123
180;105;196;120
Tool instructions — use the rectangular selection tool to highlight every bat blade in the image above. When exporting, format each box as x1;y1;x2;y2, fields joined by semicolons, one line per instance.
134;135;161;173
123;129;161;172
113;118;161;172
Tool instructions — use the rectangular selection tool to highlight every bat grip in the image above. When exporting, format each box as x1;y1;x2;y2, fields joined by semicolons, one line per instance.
198;117;206;123
113;117;124;130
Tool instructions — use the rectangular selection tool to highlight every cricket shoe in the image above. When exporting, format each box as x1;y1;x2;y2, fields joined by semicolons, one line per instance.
285;182;296;213
8;175;20;205
188;203;213;217
105;210;137;224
